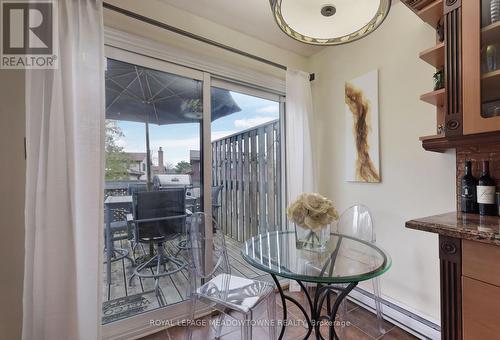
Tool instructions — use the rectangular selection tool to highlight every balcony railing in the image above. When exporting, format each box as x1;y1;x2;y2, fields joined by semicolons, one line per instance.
212;119;284;242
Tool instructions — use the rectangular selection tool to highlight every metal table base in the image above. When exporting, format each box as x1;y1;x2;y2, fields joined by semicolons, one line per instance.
271;274;358;340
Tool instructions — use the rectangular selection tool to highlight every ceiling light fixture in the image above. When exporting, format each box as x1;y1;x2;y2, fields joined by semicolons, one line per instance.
269;0;391;46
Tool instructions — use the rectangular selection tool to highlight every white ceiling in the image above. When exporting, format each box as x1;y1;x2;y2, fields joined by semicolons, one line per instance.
160;0;324;57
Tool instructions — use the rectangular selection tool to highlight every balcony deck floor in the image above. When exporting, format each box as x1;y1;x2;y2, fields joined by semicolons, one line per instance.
102;236;270;324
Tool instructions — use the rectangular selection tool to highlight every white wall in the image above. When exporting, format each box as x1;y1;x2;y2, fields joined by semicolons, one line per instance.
0;70;25;339
308;2;456;321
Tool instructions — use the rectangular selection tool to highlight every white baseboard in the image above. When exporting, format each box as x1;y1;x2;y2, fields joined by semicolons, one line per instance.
347;288;441;340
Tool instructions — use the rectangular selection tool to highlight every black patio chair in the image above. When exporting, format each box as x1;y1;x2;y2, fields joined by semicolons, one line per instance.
127;189;188;302
127;182;148;254
128;182;148;196
176;185;223;253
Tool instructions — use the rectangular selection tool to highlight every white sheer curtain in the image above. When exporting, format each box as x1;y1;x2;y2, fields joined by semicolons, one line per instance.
23;1;105;339
285;69;316;292
285;69;316;216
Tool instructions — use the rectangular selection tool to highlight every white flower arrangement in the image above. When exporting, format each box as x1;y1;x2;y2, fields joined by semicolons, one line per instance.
287;193;339;231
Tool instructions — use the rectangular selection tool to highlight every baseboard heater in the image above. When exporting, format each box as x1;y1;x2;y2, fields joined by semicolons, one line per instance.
348;287;441;340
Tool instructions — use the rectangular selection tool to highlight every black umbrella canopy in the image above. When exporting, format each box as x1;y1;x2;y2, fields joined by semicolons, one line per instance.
105;58;241;124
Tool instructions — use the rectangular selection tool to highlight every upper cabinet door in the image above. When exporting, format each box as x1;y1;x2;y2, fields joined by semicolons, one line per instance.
463;0;500;134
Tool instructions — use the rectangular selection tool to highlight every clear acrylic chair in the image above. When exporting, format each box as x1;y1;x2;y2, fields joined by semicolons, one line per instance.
337;204;386;333
185;212;276;340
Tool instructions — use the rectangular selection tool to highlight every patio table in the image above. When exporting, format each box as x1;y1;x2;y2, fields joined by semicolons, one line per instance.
241;231;391;340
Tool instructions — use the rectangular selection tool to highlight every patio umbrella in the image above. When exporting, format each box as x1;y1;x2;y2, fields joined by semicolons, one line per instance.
105;58;241;187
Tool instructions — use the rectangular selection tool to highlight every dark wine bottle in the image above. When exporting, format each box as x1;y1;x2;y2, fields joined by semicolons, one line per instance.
477;160;496;216
461;160;478;213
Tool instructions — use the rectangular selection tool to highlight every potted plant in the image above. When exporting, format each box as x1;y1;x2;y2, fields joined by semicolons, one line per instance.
287;193;339;251
433;70;444;91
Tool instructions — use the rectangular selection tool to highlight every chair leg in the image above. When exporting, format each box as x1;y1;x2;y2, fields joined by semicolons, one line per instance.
129;252;158;286
372;277;386;334
328;284;348;338
131;241;138;257
155;250;162;301
241;312;252;340
129;242;187;287
185;298;197;340
105;247;112;301
267;293;277;340
337;297;348;338
155;247;162;291
213;312;226;339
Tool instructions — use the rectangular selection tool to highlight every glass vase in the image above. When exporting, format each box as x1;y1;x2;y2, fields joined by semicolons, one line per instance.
294;224;330;251
482;44;499;73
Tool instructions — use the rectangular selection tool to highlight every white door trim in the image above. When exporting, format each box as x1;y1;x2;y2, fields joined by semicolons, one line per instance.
102;302;213;340
102;49;208;339
211;78;282;102
105;46;204;81
101;30;288;338
104;26;286;95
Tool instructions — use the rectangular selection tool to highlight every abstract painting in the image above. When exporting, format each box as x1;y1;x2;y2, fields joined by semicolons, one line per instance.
345;69;380;183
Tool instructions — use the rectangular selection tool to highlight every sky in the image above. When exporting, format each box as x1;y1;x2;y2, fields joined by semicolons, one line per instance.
113;91;279;166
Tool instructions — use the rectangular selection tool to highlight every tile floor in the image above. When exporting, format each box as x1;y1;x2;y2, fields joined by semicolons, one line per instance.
139;291;419;340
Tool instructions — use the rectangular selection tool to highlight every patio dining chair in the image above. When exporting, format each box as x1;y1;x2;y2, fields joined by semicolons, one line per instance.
176;185;223;254
128;182;148;196
185;212;276;340
305;204;387;335
211;185;223;223
104;207;135;266
336;205;386;333
127;182;149;254
128;189;188;301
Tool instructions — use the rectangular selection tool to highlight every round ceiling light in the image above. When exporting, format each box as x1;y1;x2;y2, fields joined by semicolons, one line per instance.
269;0;391;46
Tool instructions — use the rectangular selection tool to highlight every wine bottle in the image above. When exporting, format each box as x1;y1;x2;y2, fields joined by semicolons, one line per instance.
461;160;478;213
477;160;496;216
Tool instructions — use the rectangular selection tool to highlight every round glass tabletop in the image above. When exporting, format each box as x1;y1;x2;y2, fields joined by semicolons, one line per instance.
241;231;391;284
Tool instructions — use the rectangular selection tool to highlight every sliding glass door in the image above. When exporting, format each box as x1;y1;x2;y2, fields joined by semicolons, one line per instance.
103;47;207;335
210;80;285;245
101;46;286;339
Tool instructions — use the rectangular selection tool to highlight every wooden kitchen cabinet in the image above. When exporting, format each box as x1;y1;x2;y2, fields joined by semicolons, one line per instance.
402;0;500;149
462;240;500;339
462;239;500;285
406;214;500;339
463;0;500;134
462;277;500;339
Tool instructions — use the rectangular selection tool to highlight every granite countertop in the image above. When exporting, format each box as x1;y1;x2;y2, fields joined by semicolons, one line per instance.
406;212;500;246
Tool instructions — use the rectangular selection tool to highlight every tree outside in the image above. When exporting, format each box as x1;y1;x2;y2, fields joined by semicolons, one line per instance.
165;162;175;173
174;161;192;174
105;120;130;180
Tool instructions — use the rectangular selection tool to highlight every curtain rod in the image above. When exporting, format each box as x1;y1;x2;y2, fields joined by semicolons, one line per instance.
102;2;315;81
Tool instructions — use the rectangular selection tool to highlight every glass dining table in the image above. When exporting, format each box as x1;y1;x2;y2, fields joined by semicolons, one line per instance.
241;231;391;340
